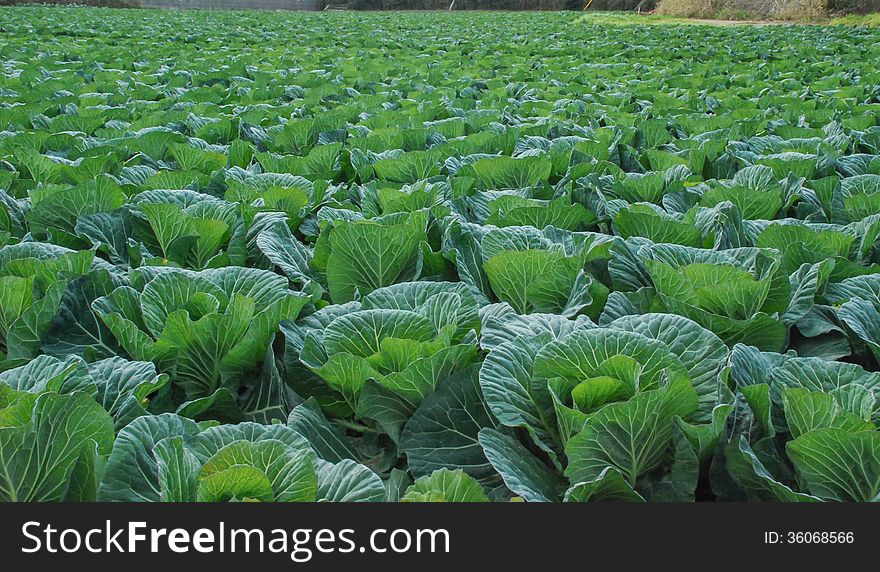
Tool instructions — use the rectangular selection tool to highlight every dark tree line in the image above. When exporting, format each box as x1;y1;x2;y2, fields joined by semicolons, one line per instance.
830;0;880;12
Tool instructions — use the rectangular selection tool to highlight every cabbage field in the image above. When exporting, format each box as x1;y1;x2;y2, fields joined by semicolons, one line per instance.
2;7;880;503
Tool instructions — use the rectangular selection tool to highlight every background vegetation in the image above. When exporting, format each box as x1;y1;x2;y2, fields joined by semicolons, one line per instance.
656;0;880;21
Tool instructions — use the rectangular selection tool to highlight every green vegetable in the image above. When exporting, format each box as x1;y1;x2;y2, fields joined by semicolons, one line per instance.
2;6;880;502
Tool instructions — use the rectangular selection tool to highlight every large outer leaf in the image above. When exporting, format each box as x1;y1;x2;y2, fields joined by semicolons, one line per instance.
467;156;552;189
0;392;115;501
26;177;125;234
484;249;583;315
534;328;689;392
256;220;314;285
325;219;423;303
288;398;360;463
88;357;168;429
188;421;310;462
361;281;481;340
565;467;645;502
315;459;385;502
400;365;499;483
564;377;698;488
242;341;298;425
478;428;564;502
725;436;820;502
154;436;201;502
783;388;873;439
0;354;91;393
401;468;488;502
198;439;317;502
99;413;200;502
787;429;880;502
321;308;436;358
6;280;66;363
839;297;880;361
607;313;729;420
479;303;593;351
479;333;560;458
